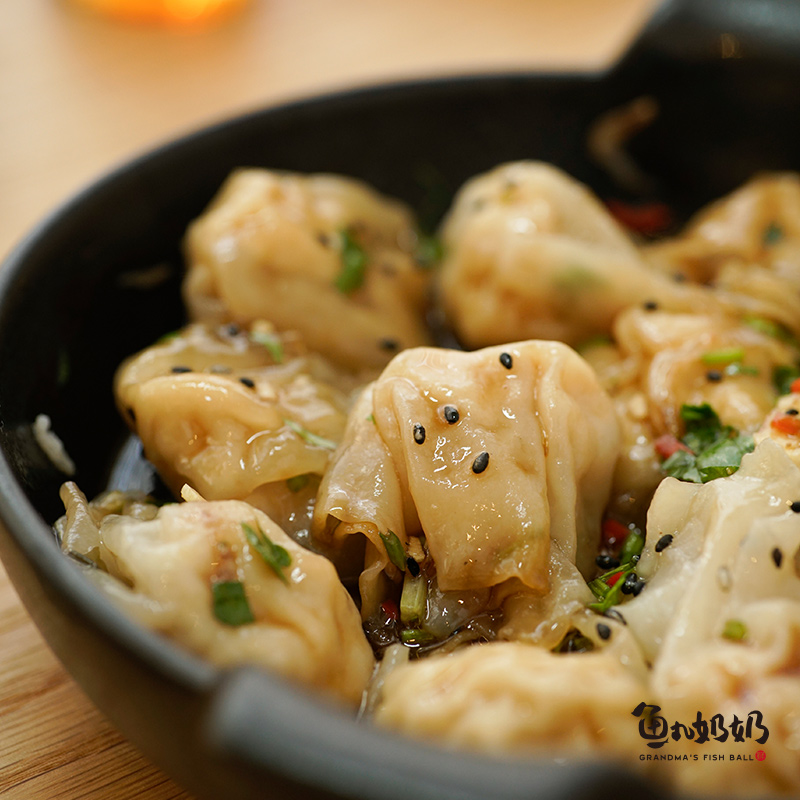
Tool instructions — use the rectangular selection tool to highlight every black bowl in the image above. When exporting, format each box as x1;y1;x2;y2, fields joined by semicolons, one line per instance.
1;1;799;798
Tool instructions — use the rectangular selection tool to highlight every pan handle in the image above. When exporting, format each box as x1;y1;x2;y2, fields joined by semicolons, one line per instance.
203;667;670;800
618;0;800;69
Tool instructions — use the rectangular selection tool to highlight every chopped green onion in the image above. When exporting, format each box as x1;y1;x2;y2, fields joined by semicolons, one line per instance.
401;628;435;645
743;315;797;345
242;522;291;584
701;347;745;365
722;619;747;641
212;580;255;626
724;362;759;377
283;418;337;451
335;229;368;293
366;413;376;424
250;330;284;363
618;528;645;564
379;530;406;571
400;572;427;624
286;474;310;493
763;222;784;246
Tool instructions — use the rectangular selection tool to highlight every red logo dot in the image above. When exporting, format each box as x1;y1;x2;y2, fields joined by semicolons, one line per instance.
756;750;766;762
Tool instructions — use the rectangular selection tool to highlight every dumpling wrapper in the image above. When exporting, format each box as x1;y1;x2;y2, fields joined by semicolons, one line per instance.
114;322;358;540
313;342;620;604
437;161;717;349
183;169;432;372
57;484;374;707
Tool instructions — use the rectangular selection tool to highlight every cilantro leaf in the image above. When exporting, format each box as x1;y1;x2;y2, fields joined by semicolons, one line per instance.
335;229;368;293
212;580;255;626
242;522;292;584
661;403;753;484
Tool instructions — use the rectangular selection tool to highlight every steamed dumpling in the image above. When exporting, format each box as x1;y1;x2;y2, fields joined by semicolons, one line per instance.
57;484;374;706
114;322;359;540
313;341;620;613
643;173;800;336
436;161;711;348
183;169;432;371
375;642;647;759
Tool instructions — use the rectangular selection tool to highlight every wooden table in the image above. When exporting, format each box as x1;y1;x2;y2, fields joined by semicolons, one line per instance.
0;1;653;797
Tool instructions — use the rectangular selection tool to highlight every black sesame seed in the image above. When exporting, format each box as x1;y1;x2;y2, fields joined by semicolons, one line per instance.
772;547;784;568
472;451;490;474
413;423;426;445
171;366;192;374
786;408;799;416
226;324;241;337
631;578;645;597
596;622;612;641
380;338;399;352
621;573;641;595
596;554;620;570
443;405;459;424
791;501;800;513
406;557;421;577
239;377;256;389
643;300;659;311
499;352;513;369
706;369;723;383
655;533;674;553
604;608;627;625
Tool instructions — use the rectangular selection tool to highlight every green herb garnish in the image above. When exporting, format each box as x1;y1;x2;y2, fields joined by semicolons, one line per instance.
763;222;784;246
335;229;368;293
400;572;427;624
286;474;310;493
366;413;376;424
554;628;595;654
212;580;255;626
400;628;435;645
618;527;645;563
250;330;284;363
722;619;747;641
702;347;745;365
283;418;337;451
242;522;291;584
724;362;759;377
156;329;181;344
743;315;798;345
379;530;406;571
661;403;754;484
774;364;800;395
414;234;444;269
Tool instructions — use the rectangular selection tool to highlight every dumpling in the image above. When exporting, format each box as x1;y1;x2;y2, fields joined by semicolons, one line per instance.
582;306;797;520
619;441;800;794
313;341;620;618
374;642;647;760
57;484;374;707
643;173;800;336
436;161;713;348
114;321;359;542
183;169;433;372
755;392;800;469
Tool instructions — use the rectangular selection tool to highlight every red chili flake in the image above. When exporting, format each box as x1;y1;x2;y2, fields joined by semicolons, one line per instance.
380;599;399;622
606;571;624;588
602;519;629;548
791;378;800;394
654;434;693;460
606;199;673;235
771;415;800;437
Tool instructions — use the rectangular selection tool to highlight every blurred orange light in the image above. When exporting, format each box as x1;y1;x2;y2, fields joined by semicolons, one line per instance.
70;0;248;26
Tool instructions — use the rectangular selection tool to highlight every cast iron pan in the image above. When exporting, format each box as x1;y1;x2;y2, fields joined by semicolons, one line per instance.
0;0;798;797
